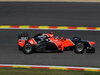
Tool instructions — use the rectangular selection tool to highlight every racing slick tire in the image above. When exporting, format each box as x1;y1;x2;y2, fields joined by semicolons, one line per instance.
23;43;35;54
74;43;84;54
86;47;95;53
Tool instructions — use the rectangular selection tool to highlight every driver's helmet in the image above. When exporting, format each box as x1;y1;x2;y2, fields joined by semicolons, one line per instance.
47;32;54;38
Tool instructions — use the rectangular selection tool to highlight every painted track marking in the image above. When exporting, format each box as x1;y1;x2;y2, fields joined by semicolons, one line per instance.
0;25;100;31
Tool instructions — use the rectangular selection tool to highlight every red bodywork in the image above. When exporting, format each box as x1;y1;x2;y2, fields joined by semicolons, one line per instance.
49;38;75;51
18;38;37;47
18;33;96;51
18;40;26;47
18;33;75;51
89;41;96;45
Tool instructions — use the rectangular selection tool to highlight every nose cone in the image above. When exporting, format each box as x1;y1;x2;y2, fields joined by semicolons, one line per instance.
89;41;96;45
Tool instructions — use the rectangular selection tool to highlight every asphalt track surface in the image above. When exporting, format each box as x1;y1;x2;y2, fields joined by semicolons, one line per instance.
0;2;100;27
0;29;100;67
0;2;100;67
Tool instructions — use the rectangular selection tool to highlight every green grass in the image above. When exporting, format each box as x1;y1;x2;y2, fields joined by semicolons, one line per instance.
0;68;100;75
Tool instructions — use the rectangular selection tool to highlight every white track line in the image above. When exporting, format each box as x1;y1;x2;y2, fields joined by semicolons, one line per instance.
0;64;100;70
0;28;100;31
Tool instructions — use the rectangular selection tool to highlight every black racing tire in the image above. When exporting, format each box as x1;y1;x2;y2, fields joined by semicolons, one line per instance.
74;43;84;54
23;43;34;54
86;47;95;53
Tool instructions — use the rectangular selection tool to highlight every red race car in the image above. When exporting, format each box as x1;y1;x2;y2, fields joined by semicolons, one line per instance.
18;32;96;54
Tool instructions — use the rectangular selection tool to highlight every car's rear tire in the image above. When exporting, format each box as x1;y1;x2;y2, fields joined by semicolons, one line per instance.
23;43;34;54
74;43;84;54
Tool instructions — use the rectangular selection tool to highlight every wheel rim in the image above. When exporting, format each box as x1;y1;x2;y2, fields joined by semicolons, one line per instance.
76;43;84;52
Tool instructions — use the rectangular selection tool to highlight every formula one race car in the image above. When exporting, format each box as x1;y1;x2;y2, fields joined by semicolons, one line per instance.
18;32;96;54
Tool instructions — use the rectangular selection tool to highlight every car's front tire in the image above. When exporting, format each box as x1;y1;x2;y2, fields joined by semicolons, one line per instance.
23;43;34;54
74;43;84;54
